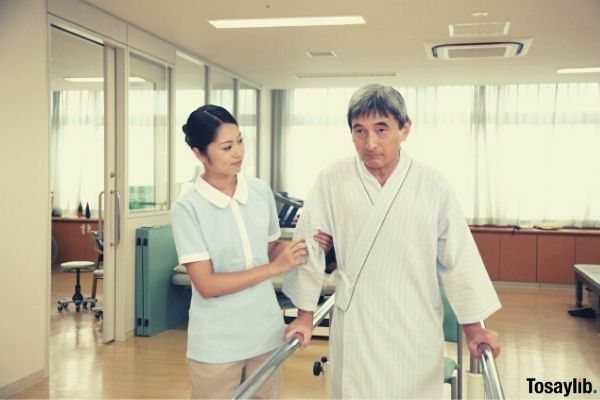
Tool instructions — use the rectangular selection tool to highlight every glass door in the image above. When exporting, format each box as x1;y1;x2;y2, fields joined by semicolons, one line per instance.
49;26;116;343
50;25;176;343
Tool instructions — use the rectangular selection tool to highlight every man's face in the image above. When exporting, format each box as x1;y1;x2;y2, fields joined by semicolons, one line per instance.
350;112;411;172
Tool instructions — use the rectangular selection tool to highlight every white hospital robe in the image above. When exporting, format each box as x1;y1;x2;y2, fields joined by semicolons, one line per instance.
283;150;501;399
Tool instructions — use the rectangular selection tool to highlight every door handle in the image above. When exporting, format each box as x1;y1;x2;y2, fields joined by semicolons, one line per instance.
97;190;104;239
111;190;121;245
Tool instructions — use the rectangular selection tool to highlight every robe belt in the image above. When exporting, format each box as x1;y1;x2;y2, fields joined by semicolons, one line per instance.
334;268;356;311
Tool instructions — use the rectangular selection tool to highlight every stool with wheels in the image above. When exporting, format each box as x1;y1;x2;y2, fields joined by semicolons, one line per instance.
57;260;95;312
83;230;104;320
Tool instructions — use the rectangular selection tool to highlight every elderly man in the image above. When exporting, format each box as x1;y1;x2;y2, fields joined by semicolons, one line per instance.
283;84;501;399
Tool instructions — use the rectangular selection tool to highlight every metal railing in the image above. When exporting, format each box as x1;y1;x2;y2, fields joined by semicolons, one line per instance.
480;344;505;399
231;295;335;400
232;294;504;400
470;321;505;399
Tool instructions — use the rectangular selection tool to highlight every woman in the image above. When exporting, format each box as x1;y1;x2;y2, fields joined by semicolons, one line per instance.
172;104;329;399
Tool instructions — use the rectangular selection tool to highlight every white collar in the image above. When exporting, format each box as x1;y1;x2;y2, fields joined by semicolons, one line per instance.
356;148;407;187
194;174;248;208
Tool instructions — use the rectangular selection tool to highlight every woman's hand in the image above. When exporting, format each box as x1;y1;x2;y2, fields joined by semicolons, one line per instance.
313;230;333;253
272;240;308;273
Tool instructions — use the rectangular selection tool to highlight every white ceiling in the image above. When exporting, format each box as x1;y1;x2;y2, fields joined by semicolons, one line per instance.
83;0;600;89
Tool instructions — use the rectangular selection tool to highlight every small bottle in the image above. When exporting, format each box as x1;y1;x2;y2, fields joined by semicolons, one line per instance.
85;202;91;219
77;201;84;218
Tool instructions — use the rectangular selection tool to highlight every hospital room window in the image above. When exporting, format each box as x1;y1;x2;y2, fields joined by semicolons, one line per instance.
281;87;358;197
209;69;234;112
128;52;170;212
175;53;206;195
278;84;600;227
49;27;104;217
238;83;259;177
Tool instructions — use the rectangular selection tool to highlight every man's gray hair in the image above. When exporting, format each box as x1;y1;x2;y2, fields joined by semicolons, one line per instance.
347;84;410;129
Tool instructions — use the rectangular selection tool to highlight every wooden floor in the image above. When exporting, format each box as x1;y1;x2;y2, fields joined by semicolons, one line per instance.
10;269;600;399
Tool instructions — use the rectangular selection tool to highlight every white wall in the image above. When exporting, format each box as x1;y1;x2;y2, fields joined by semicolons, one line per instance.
0;0;49;396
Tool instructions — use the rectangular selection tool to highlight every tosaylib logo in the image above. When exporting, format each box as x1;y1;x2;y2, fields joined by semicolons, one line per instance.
526;378;598;396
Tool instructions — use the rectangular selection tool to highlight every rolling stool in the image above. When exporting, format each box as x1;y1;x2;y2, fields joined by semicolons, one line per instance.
84;230;104;320
87;269;104;320
57;260;95;312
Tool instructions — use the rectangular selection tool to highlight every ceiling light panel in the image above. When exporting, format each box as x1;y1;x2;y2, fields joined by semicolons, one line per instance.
557;67;600;74
64;77;145;83
296;71;397;79
208;16;365;29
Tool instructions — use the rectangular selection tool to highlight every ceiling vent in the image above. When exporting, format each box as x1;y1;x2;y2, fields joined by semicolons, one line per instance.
296;71;398;79
306;50;337;58
449;22;510;37
426;39;532;60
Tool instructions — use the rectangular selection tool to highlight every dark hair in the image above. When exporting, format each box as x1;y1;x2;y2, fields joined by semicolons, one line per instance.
182;104;238;153
347;84;410;130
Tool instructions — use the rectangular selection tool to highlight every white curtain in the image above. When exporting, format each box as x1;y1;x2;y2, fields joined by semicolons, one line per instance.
282;88;358;197
238;87;258;177
474;83;600;227
128;87;170;211
50;90;104;216
280;83;600;227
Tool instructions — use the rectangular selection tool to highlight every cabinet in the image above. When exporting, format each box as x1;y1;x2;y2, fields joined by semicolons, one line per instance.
575;237;600;264
135;225;190;336
52;218;98;263
472;232;500;280
470;227;600;284
537;235;575;284
499;233;537;282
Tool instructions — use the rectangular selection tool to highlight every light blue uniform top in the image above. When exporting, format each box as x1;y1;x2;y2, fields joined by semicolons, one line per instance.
171;174;283;363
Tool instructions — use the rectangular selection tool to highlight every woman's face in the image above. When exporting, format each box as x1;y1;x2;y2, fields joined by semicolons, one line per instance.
195;123;244;176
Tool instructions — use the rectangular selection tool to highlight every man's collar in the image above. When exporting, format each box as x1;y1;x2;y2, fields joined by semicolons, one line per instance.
356;148;407;186
195;174;248;208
